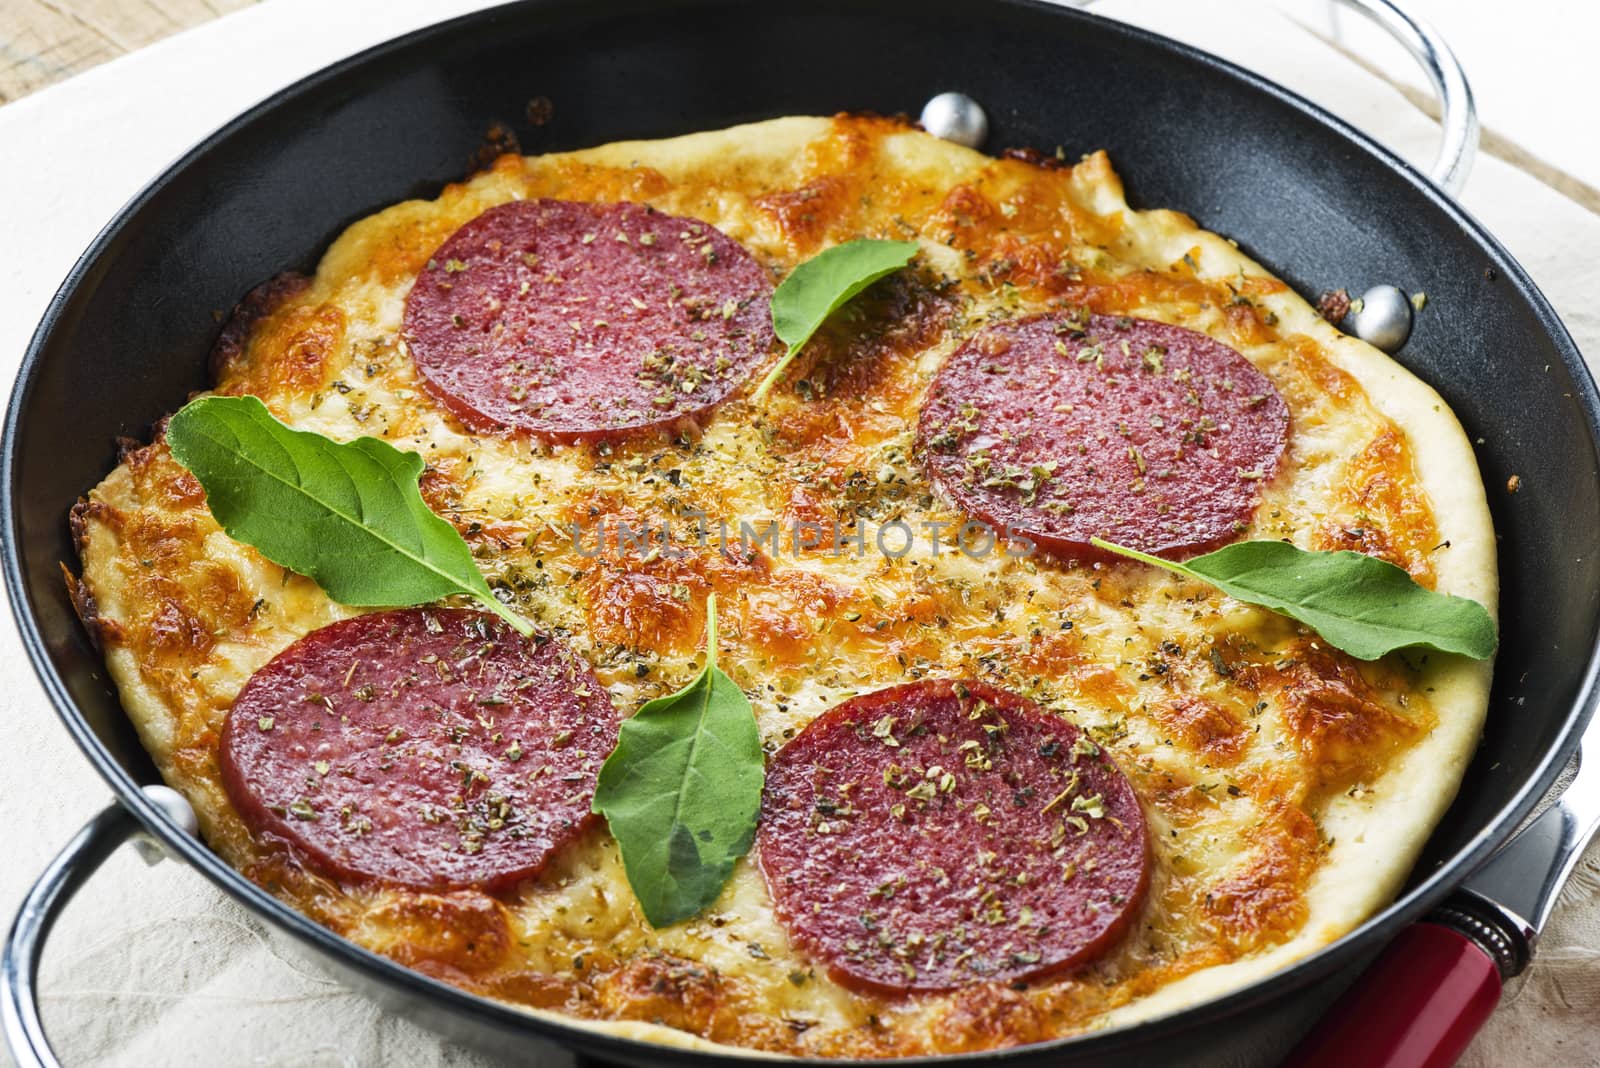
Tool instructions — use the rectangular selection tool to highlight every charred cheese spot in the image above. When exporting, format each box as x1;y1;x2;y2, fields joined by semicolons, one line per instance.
1153;695;1249;766
219;301;346;396
1222;297;1279;348
417;454;468;513
1314;426;1441;583
740;568;849;666
518;157;675;211
756;176;856;255
931;984;1046;1052
584;567;703;654
210;272;313;382
1201;802;1323;953
366;891;516;979
567;495;773;657
1060;662;1138;709
1238;641;1426;783
598;954;724;1035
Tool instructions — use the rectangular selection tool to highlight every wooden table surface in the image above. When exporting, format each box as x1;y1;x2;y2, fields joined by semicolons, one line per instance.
1;0;258;104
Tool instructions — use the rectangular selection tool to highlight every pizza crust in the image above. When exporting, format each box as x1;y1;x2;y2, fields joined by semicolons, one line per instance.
74;115;1495;1056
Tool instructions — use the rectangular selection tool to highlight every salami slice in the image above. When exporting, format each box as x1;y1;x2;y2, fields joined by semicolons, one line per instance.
917;313;1288;559
220;608;617;891
757;680;1147;995
403;199;776;442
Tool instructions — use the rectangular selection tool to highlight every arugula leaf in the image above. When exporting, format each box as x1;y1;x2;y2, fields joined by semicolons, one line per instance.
749;238;920;403
591;594;765;927
166;394;532;636
1091;537;1495;661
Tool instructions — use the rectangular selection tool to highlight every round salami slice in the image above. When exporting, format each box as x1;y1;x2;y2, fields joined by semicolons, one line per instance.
403;199;776;442
757;680;1148;995
220;608;618;891
917;313;1288;559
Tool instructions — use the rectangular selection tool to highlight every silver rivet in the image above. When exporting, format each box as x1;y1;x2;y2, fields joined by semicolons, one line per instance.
143;784;198;834
920;92;988;149
134;784;198;865
1349;284;1413;353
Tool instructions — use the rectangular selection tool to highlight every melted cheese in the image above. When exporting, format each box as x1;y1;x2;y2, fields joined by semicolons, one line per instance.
73;115;1496;1057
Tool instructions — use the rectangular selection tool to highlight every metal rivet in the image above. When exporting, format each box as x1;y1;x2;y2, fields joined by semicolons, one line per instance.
143;784;198;835
1349;284;1413;353
134;784;199;865
920;92;988;149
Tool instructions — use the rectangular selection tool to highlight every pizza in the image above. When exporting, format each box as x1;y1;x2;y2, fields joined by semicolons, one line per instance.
66;114;1496;1057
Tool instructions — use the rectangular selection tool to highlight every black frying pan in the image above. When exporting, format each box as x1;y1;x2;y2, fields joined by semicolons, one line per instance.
4;1;1597;1065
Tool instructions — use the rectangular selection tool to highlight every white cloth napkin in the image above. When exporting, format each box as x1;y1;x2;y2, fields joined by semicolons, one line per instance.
1;1;1596;1064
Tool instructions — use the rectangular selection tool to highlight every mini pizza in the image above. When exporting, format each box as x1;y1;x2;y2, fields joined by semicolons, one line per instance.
67;114;1496;1057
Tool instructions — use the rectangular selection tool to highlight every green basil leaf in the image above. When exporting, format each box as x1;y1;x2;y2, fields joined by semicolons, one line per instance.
1090;537;1496;661
750;238;919;403
592;594;765;927
166;394;532;636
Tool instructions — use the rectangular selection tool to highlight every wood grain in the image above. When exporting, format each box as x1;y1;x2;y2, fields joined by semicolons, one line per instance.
0;0;259;104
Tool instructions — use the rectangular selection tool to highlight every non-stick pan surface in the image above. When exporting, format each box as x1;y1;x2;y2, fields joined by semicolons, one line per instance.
5;1;1598;1064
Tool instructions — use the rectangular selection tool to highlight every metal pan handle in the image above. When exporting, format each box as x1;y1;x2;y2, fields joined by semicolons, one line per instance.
1070;0;1480;194
2;787;197;1068
1282;920;1504;1068
1333;0;1479;196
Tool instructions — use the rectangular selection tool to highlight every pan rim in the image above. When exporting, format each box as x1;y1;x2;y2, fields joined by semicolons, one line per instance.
4;0;1597;1061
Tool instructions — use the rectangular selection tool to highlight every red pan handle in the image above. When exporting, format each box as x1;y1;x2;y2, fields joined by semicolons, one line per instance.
1283;922;1503;1068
